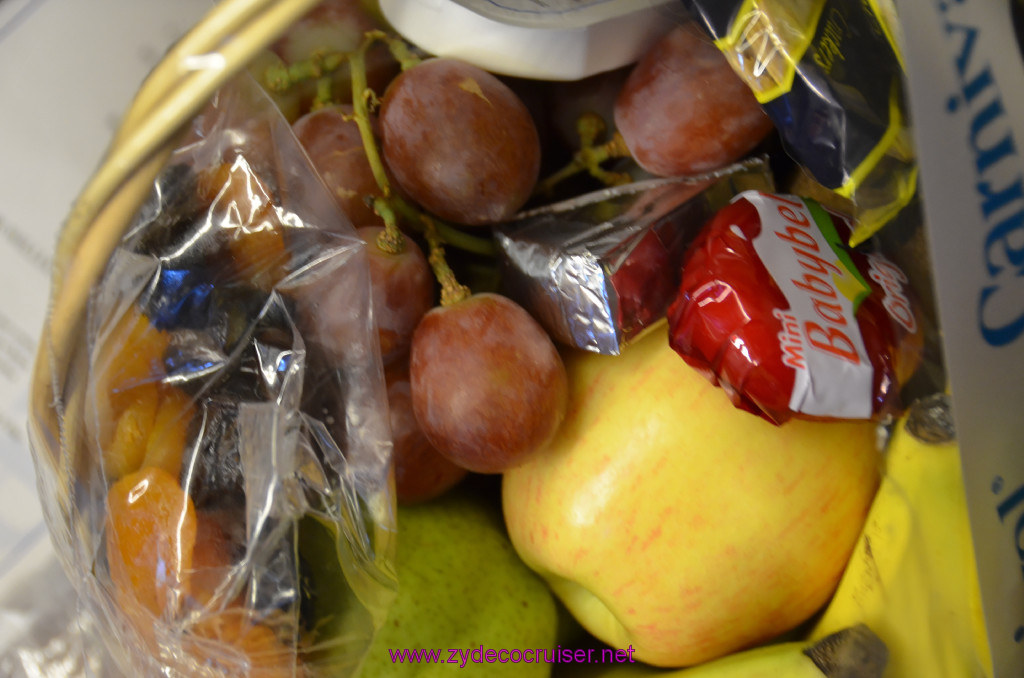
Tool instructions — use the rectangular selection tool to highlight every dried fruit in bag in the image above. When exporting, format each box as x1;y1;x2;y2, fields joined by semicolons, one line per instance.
106;466;197;619
668;190;922;424
54;74;397;678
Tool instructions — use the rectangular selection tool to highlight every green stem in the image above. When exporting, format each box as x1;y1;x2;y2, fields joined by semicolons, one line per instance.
604;131;631;161
312;75;334;110
391;196;496;257
421;214;471;306
349;40;393;199
534;115;634;197
381;33;423;71
347;32;411;259
263;50;348;92
371;198;404;254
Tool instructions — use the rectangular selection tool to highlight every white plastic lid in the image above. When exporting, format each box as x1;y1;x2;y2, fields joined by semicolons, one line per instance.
378;0;679;81
446;0;676;29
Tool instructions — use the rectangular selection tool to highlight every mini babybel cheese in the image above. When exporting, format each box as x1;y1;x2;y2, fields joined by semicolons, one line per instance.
667;190;924;424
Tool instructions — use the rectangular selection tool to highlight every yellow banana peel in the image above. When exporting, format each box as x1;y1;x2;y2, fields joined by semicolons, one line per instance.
556;394;992;678
558;625;887;678
810;394;993;677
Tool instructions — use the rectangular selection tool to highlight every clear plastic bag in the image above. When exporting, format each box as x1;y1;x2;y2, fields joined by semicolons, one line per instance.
26;72;396;677
683;0;918;246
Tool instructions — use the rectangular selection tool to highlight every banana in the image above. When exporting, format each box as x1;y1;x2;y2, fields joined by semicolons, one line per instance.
809;394;993;677
558;625;887;678
558;393;991;678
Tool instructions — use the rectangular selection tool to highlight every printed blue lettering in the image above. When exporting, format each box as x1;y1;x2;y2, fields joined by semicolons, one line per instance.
979;286;1024;346
969;97;1016;174
978;177;1024;220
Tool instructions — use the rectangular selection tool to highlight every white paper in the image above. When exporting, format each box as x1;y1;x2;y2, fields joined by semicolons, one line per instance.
0;0;210;658
895;0;1024;675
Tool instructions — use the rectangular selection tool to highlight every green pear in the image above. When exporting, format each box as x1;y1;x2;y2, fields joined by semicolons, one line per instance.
357;485;560;676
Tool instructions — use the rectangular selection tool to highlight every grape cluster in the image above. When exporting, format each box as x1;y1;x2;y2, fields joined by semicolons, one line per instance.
260;12;778;496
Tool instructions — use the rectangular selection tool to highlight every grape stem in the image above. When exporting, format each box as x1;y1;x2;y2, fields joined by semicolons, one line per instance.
390;195;494;257
534;113;633;197
377;30;423;71
312;75;333;110
263;50;348;93
370;197;405;253
348;37;395;202
420;214;471;306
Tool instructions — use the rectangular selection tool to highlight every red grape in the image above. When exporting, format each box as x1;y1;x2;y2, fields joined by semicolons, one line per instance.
614;23;774;176
358;226;435;365
379;58;541;225
293;105;384;226
271;0;376;64
409;293;567;473
384;361;467;504
270;0;397;110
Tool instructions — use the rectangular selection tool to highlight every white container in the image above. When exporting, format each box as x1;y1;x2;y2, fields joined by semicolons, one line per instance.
378;0;680;80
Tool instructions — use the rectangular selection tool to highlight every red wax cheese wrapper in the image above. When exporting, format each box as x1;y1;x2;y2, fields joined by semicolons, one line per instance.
667;190;923;424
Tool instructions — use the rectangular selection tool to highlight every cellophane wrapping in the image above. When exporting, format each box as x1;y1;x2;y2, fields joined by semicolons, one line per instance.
26;72;397;677
682;0;918;247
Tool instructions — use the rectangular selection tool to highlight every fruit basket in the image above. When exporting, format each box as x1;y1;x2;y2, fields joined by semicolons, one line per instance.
24;0;1023;676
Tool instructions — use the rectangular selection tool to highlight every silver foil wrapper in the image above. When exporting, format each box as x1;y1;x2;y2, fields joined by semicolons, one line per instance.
496;159;773;354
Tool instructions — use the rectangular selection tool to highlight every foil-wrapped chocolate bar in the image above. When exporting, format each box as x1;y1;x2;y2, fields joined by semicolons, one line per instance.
496;159;773;354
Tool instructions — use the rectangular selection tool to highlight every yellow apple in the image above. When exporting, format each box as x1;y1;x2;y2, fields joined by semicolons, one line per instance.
502;322;881;668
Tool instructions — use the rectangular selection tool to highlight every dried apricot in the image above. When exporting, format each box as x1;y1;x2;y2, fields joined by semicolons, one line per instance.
93;307;170;445
198;161;275;220
142;387;196;478
227;222;291;290
188;512;239;608
102;383;194;481
106;466;197;619
187;608;300;678
199;161;291;290
103;382;160;480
